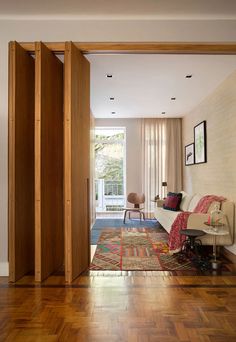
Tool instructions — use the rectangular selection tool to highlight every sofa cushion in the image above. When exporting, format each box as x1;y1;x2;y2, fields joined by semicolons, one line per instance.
163;192;182;211
180;191;193;211
188;194;203;212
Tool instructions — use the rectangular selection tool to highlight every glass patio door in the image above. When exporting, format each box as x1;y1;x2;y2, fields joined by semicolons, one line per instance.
95;127;126;213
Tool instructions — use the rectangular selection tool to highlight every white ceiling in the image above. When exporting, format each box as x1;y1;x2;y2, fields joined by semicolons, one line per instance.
0;0;236;19
87;54;236;118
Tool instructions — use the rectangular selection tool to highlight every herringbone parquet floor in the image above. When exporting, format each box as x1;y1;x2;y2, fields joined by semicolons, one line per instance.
1;274;236;341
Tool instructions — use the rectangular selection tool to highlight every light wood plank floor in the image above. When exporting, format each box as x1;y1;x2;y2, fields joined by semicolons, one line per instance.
1;274;236;341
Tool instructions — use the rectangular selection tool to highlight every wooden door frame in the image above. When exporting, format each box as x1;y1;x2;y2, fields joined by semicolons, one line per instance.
18;42;236;54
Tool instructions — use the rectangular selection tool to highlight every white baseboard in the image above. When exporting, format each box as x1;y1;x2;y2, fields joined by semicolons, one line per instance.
0;262;9;276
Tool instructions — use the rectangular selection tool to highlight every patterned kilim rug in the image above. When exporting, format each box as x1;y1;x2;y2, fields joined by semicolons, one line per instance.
90;227;196;271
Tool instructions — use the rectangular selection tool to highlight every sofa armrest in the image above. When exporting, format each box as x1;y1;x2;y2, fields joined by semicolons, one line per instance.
187;213;209;229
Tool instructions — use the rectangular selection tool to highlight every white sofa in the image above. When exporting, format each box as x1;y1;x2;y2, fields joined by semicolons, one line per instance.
154;191;234;246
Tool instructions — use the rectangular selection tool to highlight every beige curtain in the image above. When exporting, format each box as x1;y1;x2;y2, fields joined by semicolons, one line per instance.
166;119;182;193
141;118;182;214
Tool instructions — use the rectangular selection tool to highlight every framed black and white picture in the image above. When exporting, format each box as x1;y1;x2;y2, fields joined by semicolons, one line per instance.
194;120;207;164
185;143;194;166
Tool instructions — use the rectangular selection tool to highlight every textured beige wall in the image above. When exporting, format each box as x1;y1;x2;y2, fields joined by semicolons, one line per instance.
183;71;236;254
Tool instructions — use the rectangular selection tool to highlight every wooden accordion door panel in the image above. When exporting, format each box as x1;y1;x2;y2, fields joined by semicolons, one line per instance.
64;42;90;283
8;41;35;282
35;42;64;282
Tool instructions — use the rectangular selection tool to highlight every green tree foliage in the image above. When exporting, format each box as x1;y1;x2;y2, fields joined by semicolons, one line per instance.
99;158;123;180
95;132;124;181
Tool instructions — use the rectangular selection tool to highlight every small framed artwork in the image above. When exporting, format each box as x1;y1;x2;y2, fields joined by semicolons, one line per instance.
185;143;194;165
194;120;207;164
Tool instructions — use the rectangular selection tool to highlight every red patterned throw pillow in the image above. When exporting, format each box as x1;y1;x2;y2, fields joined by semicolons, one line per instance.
163;192;182;211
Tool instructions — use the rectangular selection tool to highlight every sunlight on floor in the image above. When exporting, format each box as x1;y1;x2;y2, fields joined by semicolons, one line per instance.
90;245;97;261
96;212;123;219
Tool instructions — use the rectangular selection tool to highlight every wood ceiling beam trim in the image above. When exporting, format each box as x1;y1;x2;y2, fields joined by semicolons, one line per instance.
19;42;236;54
19;42;66;53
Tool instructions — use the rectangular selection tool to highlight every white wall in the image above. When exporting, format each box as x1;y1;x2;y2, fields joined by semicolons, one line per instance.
95;119;142;199
1;18;236;274
183;71;236;254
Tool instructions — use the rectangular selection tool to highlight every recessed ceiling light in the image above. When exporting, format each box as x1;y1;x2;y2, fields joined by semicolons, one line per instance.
110;97;115;100
171;97;176;100
106;74;113;78
111;111;116;115
161;112;166;115
185;74;192;78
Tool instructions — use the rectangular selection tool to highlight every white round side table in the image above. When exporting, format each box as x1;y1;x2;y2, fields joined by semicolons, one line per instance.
202;224;229;270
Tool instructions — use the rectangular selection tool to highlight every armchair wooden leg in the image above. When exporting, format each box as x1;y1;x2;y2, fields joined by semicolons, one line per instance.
123;210;127;224
141;211;145;221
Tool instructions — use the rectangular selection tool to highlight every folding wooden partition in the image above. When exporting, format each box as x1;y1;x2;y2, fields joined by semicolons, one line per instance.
64;42;90;283
8;40;236;283
9;41;91;283
34;42;64;282
8;42;35;282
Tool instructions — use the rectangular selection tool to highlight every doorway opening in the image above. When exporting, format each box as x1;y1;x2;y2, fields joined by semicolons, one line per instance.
95;127;126;218
9;41;236;282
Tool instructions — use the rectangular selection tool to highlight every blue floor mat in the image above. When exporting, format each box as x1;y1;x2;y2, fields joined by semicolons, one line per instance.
90;218;161;244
